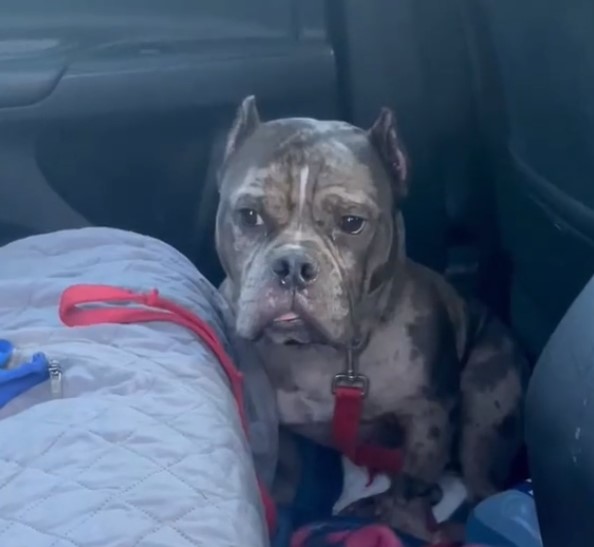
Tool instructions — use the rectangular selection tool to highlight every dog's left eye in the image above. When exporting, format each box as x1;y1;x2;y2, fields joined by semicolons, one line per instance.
339;215;366;235
237;208;264;228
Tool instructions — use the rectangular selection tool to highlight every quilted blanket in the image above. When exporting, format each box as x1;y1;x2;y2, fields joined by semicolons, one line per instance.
0;227;277;547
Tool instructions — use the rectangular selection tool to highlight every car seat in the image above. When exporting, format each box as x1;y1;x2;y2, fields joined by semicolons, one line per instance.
469;0;594;360
526;274;594;547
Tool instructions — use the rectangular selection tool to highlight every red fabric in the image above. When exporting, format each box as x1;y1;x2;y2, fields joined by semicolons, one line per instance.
332;386;404;475
291;522;485;547
291;524;405;547
429;544;486;547
59;284;277;535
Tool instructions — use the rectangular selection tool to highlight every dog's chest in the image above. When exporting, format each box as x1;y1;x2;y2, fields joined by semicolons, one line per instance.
257;321;428;437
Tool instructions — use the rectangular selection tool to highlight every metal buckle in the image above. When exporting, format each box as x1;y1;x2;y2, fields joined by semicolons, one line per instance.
48;359;63;398
332;372;369;396
331;347;369;397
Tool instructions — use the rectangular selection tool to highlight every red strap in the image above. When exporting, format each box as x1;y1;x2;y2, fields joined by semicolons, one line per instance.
59;284;277;535
332;386;404;475
291;523;405;547
332;387;364;458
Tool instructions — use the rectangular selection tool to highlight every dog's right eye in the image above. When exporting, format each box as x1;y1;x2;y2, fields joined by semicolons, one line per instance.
237;208;264;228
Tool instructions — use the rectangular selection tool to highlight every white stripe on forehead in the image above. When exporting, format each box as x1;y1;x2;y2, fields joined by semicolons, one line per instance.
295;165;310;241
298;165;310;217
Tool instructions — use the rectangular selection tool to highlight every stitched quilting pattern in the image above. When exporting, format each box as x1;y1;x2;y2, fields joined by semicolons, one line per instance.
0;228;268;547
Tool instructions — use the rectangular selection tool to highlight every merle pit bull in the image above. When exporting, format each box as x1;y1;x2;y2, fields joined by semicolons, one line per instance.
215;96;528;542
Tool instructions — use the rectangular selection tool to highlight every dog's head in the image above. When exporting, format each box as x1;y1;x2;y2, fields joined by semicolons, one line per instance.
215;96;409;346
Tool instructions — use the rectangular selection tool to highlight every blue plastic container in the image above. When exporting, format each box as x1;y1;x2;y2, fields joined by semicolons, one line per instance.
465;480;543;547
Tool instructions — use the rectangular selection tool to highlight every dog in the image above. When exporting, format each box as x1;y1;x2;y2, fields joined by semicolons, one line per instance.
215;96;528;542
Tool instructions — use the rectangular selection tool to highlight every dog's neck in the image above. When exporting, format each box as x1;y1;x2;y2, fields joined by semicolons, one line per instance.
355;211;409;340
354;260;410;352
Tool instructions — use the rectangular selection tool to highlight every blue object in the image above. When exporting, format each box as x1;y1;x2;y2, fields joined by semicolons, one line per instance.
271;435;344;547
0;339;13;365
292;434;343;529
465;480;543;547
271;507;295;547
0;339;51;409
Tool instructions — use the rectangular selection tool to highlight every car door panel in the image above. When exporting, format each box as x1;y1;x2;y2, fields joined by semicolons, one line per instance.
473;0;594;356
0;0;337;283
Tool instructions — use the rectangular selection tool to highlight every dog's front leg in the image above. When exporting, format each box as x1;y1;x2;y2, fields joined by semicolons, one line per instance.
400;398;452;487
380;399;453;541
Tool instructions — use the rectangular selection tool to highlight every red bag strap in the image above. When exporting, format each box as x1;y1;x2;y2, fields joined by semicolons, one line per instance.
60;285;244;423
59;284;276;534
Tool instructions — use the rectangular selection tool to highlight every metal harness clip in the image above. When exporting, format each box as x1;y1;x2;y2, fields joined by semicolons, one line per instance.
331;348;369;397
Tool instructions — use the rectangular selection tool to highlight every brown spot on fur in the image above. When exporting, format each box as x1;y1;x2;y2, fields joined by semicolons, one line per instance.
497;413;519;441
406;451;419;470
402;476;435;500
467;350;512;391
375;413;406;448
428;425;441;440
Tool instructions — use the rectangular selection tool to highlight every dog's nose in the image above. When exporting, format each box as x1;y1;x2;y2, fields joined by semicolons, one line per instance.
271;250;318;290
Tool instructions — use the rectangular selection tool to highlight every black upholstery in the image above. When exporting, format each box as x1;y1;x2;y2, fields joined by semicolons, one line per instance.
337;0;505;313
526;275;594;547
473;0;594;359
475;0;594;543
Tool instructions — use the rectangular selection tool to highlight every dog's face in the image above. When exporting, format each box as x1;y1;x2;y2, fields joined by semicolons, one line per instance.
216;96;408;346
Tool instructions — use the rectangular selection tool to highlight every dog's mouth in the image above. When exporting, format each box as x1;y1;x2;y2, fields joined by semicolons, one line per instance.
243;288;349;346
272;311;303;325
266;311;314;345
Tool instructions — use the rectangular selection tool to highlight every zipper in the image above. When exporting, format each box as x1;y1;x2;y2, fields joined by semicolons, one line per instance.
47;359;63;398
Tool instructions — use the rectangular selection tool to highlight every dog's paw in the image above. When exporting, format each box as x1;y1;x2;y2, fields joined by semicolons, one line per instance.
339;489;464;545
379;495;436;542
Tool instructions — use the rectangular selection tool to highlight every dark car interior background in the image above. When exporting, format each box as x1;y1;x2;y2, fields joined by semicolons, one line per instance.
1;0;593;544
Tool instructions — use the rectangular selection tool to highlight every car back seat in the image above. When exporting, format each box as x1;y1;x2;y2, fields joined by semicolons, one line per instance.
337;0;504;313
465;0;594;543
467;0;594;360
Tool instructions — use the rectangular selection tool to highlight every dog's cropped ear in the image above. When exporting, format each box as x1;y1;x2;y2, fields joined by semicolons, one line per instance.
223;95;260;165
368;108;409;200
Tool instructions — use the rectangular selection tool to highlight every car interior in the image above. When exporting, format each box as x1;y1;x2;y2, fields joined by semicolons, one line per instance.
1;0;593;545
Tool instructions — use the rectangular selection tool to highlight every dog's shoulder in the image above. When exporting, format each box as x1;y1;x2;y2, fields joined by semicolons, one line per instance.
399;261;472;361
363;261;473;403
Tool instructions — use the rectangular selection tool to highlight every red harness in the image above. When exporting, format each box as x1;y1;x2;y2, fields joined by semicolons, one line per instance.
58;284;404;536
331;357;404;477
332;386;404;476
